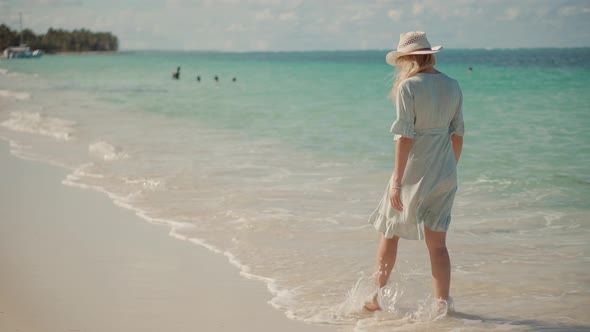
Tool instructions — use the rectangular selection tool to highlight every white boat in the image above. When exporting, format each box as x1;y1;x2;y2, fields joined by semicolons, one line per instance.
2;13;44;59
3;45;44;59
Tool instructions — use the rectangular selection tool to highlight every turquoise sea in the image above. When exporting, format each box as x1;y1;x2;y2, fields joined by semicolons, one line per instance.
1;48;589;331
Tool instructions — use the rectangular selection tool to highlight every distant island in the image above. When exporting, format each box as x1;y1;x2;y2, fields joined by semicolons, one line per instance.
0;24;118;54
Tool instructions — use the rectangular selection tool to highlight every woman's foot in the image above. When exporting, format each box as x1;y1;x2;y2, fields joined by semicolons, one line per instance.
363;293;381;312
434;296;454;316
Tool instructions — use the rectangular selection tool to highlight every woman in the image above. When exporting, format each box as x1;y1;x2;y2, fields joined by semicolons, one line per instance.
365;31;464;312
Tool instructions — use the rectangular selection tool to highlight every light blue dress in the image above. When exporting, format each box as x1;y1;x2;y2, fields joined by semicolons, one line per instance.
368;73;464;240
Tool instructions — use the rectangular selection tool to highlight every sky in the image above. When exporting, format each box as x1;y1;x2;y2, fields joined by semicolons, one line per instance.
1;0;589;51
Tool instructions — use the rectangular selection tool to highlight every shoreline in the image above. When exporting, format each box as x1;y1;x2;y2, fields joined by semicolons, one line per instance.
0;140;336;332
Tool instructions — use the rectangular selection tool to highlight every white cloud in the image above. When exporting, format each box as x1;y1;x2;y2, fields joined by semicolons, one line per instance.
255;8;274;20
359;39;369;50
249;0;282;5
225;23;245;32
18;0;82;5
452;6;485;18
412;3;425;16
503;7;520;20
278;12;297;21
254;40;270;50
166;0;185;7
387;9;402;21
350;9;375;22
558;6;581;16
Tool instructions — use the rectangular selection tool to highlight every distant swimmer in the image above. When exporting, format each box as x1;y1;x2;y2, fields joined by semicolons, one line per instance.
196;75;201;82
172;66;180;79
232;77;237;82
214;75;219;82
468;67;473;73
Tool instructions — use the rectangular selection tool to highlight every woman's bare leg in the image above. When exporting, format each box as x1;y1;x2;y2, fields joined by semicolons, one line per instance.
365;234;400;311
375;234;400;287
424;226;451;300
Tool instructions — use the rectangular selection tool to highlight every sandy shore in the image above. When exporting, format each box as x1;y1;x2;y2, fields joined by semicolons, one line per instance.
0;140;336;332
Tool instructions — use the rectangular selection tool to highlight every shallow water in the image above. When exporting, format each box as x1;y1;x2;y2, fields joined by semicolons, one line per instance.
1;49;589;331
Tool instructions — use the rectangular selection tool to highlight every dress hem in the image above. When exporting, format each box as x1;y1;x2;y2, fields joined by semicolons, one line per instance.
368;210;423;241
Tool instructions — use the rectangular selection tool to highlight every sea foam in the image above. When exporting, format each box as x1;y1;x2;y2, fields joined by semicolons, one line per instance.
88;140;129;161
0;111;75;141
0;89;31;101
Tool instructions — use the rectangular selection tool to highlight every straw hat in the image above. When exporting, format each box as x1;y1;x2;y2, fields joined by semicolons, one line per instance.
385;31;442;66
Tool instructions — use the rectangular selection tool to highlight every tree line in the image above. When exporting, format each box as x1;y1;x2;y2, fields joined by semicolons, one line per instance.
0;24;118;53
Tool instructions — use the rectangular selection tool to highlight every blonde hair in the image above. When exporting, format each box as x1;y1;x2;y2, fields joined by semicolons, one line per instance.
392;54;437;100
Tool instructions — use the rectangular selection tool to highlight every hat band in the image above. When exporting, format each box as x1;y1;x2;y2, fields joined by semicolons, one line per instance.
400;47;433;53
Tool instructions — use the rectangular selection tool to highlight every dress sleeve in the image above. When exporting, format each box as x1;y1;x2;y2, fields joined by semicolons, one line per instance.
449;88;464;136
390;81;415;141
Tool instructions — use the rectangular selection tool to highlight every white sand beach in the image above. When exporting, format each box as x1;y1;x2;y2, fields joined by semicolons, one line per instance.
0;141;335;332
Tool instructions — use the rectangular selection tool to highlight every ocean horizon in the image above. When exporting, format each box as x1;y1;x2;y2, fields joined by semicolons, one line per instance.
111;46;590;52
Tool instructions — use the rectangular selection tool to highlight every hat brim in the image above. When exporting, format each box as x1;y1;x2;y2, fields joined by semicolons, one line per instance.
385;46;443;66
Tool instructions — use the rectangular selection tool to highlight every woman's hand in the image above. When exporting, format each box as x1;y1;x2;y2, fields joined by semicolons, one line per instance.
390;186;403;211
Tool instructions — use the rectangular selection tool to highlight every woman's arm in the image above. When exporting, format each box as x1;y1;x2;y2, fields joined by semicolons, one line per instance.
451;134;463;164
390;137;413;211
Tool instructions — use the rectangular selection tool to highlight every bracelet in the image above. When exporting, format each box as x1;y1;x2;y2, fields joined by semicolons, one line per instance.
392;183;402;190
